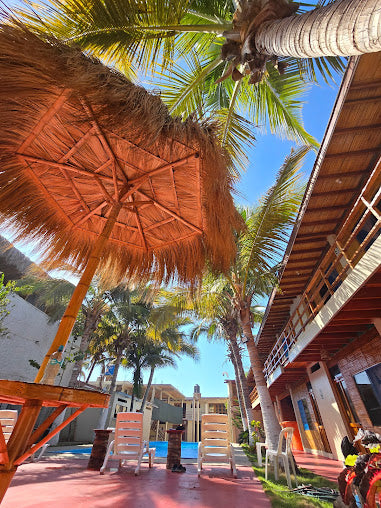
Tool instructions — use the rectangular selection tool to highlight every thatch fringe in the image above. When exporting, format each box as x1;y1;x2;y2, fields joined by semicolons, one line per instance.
0;23;242;285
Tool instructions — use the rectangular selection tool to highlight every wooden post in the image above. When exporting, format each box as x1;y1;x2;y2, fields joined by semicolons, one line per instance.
0;400;42;503
35;202;122;383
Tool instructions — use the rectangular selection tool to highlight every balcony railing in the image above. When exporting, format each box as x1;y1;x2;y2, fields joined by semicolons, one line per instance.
263;165;381;382
249;386;258;405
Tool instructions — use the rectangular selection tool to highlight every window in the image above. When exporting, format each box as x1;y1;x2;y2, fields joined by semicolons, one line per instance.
353;363;381;426
208;403;227;414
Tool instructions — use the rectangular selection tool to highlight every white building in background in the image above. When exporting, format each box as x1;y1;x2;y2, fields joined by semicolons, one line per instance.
0;292;76;386
0;235;77;385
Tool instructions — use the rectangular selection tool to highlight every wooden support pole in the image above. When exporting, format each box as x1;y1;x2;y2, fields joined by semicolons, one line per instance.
15;406;86;465
7;400;42;465
0;469;16;504
27;405;67;447
34;202;122;383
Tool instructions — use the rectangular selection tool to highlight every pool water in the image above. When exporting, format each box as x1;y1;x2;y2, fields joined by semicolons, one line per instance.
58;441;198;459
150;441;198;459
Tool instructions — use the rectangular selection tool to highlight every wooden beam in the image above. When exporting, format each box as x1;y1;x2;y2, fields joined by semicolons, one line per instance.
307;204;349;213
17;89;70;153
19;155;122;186
128;154;198;187
344;95;381;105
333;123;381;134
300;219;340;227
144;217;175;232
344;299;381;311
353;287;381;299
310;187;359;197
81;100;129;185
296;233;329;240
290;247;326;255
325;148;378;158
335;310;379;320
74;201;108;227
350;79;381;90
137;189;202;234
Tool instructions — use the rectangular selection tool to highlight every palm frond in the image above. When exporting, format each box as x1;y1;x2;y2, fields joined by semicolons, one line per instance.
242;64;318;147
238;145;309;294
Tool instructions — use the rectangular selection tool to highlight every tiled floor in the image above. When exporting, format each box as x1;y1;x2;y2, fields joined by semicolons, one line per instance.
2;448;343;507
2;456;271;508
294;451;343;483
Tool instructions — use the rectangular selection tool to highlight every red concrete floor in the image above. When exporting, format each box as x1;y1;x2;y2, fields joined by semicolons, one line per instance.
2;459;271;508
294;451;343;483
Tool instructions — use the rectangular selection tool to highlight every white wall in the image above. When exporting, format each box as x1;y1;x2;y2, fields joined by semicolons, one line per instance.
0;293;76;385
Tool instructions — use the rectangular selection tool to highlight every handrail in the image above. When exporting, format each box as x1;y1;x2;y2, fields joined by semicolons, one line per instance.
263;163;381;381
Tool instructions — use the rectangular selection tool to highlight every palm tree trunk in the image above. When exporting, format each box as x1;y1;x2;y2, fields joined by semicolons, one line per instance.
140;367;155;413
239;304;281;451
69;314;99;387
108;354;122;395
254;0;381;58
230;337;256;425
228;345;248;433
85;359;96;383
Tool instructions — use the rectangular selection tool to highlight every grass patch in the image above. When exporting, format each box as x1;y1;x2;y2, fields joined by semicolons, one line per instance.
242;444;338;508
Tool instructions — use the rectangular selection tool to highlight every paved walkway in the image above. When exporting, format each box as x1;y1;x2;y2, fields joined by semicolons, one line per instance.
294;451;343;483
3;447;271;508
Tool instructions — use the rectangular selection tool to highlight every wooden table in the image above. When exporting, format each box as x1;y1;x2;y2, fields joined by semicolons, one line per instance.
0;380;109;503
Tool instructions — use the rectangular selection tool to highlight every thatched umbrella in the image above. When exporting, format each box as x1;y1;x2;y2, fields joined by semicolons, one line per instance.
0;24;240;382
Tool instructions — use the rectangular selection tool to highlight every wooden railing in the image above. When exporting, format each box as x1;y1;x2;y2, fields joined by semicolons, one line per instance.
249;386;258;405
263;165;381;382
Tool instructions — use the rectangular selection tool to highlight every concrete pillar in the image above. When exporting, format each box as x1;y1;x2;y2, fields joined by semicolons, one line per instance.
192;397;195;441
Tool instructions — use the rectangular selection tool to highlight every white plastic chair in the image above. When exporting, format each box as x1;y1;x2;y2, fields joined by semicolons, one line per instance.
197;413;237;478
100;412;155;476
0;409;50;462
256;440;267;466
265;427;298;489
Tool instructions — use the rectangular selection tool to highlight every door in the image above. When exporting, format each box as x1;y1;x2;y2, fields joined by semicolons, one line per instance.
308;362;348;460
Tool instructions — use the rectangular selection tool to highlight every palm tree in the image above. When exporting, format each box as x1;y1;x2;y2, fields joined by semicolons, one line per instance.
17;0;380;168
168;282;256;440
96;288;150;395
85;334;108;386
216;145;308;450
18;0;350;172
139;331;199;412
18;276;111;386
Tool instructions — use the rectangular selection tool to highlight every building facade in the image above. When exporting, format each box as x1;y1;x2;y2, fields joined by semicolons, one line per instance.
253;52;381;461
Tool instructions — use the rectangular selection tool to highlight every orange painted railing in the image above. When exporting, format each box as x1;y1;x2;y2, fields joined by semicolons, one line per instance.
263;163;381;381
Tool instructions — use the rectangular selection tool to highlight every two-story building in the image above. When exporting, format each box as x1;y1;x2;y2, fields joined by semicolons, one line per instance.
253;52;381;461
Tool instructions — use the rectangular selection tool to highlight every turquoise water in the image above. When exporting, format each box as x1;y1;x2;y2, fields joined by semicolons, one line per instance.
58;441;198;459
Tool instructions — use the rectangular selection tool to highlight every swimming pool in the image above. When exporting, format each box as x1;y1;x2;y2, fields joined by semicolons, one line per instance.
58;441;199;459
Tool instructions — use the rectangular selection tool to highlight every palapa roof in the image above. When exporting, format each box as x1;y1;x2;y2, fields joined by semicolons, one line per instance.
0;24;240;285
256;51;381;359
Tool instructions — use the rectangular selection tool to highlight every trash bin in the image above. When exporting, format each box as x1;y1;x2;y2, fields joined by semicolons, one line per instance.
281;421;303;451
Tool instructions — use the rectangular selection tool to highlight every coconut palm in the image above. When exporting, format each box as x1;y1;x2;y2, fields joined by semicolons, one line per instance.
96;288;150;395
222;146;307;450
17;276;112;386
17;0;353;171
167;281;257;440
128;332;199;412
20;0;379;69
16;0;380;167
188;291;265;445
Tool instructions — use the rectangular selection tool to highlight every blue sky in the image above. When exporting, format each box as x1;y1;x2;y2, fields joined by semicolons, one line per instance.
0;4;341;396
